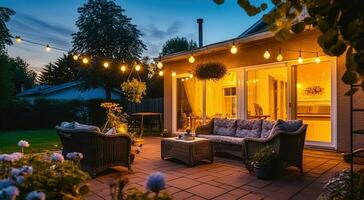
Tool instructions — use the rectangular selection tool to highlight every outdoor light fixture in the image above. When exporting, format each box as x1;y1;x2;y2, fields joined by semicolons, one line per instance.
15;36;22;43
135;64;141;71
45;44;51;52
188;55;195;63
159;70;164;76
82;57;89;64
157;61;163;69
230;40;238;54
103;62;109;68
263;49;270;59
171;72;176;77
120;65;126;72
297;51;303;64
315;52;321;63
73;55;79;61
276;48;283;61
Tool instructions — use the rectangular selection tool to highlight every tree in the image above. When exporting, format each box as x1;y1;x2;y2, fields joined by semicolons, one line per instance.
161;37;197;56
72;0;146;100
9;57;37;92
0;54;15;108
39;54;80;85
213;0;364;94
0;7;15;54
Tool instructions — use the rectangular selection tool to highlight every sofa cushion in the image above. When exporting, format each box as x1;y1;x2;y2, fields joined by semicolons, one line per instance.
274;119;303;133
261;120;276;138
235;119;262;138
213;118;237;136
73;122;101;132
198;134;244;145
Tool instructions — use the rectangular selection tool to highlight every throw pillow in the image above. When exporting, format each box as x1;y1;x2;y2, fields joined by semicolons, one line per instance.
74;122;101;132
261;120;276;138
213;118;237;136
235;119;262;138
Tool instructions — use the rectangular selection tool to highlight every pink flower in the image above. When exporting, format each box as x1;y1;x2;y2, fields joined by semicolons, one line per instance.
17;140;29;148
50;153;64;163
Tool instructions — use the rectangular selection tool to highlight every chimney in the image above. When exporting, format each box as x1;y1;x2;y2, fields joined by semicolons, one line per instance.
197;18;203;47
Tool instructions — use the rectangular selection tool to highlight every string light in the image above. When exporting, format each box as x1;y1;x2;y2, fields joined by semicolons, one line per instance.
298;50;303;64
15;36;22;43
120;65;126;72
82;57;89;64
189;73;193;78
185;77;189;81
159;70;164;76
73;55;79;61
230;40;238;54
181;78;185;82
45;44;51;52
263;49;270;59
103;62;109;68
172;72;176;77
276;48;283;61
135;64;141;71
188;55;195;63
315;52;321;63
157;61;163;69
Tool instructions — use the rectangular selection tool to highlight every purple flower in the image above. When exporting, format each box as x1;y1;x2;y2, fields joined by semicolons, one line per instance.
146;172;165;193
66;152;83;160
0;179;13;190
10;168;21;177
0;153;23;163
21;166;33;175
50;153;64;163
15;176;24;186
26;191;46;200
17;140;29;148
0;186;19;200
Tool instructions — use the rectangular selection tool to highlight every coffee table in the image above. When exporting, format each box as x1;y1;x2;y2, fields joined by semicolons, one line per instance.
161;137;213;166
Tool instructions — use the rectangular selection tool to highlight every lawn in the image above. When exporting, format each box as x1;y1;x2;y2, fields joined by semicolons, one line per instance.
0;129;61;153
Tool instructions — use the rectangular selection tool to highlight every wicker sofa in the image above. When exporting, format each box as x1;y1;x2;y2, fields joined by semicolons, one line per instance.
55;124;132;177
195;118;307;172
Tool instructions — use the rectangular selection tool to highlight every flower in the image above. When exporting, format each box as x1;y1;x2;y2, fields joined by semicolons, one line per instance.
26;191;46;200
0;186;19;200
15;176;24;186
0;179;12;190
17;140;29;148
20;166;33;175
50;153;64;163
146;172;165;193
66;152;83;161
0;153;23;162
10;168;21;177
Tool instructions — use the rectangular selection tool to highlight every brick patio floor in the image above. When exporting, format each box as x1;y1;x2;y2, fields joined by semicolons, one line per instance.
85;137;363;200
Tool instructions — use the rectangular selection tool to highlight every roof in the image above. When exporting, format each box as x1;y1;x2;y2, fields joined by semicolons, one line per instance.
239;19;268;38
17;81;122;97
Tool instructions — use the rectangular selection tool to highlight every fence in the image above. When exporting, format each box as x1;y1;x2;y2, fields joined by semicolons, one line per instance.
126;97;163;114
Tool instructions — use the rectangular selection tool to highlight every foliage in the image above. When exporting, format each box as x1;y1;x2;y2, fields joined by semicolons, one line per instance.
100;102;129;134
109;172;171;200
38;54;80;85
72;0;146;100
214;0;364;94
9;57;37;93
251;145;280;167
0;142;90;199
318;169;364;200
0;7;15;54
194;62;227;80
121;78;147;104
161;37;197;56
0;54;15;108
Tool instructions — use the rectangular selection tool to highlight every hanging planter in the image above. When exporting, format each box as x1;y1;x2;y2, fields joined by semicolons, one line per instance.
194;62;227;81
121;78;147;103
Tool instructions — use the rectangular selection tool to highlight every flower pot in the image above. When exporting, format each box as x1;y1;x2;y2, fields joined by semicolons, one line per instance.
254;162;281;180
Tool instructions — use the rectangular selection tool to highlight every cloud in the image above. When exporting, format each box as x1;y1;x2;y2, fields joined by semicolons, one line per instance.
144;20;182;40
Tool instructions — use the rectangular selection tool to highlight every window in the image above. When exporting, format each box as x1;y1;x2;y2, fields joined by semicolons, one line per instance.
223;87;237;118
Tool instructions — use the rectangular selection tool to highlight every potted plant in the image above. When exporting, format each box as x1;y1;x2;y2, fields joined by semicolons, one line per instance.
121;78;147;104
251;145;282;179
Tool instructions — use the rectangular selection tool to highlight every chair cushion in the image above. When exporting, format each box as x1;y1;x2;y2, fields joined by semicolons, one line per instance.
261;120;276;138
235;119;262;138
213;118;237;136
198;134;244;145
73;122;100;132
274;119;303;133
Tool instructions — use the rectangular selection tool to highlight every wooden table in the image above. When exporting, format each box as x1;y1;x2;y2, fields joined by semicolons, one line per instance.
131;112;163;137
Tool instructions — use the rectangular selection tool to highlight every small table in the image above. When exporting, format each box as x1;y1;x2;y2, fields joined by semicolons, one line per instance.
161;137;213;166
131;112;163;137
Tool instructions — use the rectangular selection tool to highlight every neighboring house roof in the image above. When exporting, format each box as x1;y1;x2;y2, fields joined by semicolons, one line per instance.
17;81;122;97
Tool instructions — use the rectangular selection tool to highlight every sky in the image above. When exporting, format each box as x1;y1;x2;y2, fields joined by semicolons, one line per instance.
2;0;266;73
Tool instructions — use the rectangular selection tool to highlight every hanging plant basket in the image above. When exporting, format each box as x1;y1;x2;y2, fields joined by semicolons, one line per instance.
194;62;227;80
121;78;147;104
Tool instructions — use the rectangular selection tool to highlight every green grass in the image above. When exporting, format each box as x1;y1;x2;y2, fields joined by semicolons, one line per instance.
0;129;61;153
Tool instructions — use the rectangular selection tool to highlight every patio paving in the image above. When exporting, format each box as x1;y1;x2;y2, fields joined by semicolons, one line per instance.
85;137;363;200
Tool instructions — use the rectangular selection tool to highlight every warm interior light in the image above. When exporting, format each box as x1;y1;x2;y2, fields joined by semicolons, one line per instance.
185;77;189;81
73;55;79;61
297;51;303;64
159;70;164;76
103;62;109;68
82;57;89;64
120;65;126;72
188;55;195;63
15;36;22;43
181;78;185;82
171;72;176;77
230;45;238;54
135;64;141;71
315;53;321;63
263;50;270;59
45;44;51;52
157;61;163;69
189;73;193;78
276;53;283;62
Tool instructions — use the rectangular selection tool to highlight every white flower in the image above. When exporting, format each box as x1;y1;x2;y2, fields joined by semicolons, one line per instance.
66;152;83;160
50;153;64;163
0;186;19;200
17;140;30;148
21;166;33;175
26;191;46;200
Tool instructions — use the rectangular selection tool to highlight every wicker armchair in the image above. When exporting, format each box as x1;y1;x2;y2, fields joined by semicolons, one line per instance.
243;124;308;173
55;126;132;177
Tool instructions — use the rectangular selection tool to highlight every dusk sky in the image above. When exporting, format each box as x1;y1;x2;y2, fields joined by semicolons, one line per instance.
2;0;266;73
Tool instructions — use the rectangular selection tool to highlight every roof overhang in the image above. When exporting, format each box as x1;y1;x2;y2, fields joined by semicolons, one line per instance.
159;31;274;63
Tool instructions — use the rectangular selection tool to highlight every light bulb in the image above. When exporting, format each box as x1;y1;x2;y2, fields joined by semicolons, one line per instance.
82;58;89;64
298;56;303;64
15;36;22;43
188;55;195;63
157;61;163;69
120;65;126;72
276;53;283;61
189;73;193;78
185;78;189;81
315;53;321;63
135;64;141;71
181;78;185;82
159;70;164;76
103;62;109;68
171;72;176;77
263;50;270;59
73;55;79;61
230;45;238;54
45;44;51;52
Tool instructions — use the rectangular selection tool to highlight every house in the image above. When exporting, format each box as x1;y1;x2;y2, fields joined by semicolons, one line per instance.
161;19;364;153
16;81;121;103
